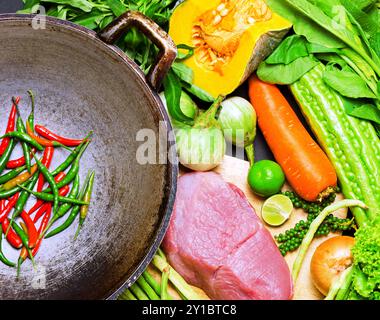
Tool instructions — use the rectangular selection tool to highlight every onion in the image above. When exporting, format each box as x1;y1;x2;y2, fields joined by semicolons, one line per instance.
310;236;355;296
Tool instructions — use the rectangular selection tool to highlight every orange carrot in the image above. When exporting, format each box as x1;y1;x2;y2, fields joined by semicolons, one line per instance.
248;75;337;202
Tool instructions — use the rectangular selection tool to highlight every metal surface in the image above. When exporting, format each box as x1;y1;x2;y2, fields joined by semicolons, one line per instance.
0;14;177;299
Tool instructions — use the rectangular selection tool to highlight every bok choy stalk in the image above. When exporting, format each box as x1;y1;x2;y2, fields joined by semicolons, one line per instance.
217;97;257;165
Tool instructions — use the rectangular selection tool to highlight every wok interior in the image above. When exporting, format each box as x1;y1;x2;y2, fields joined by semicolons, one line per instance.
0;17;172;299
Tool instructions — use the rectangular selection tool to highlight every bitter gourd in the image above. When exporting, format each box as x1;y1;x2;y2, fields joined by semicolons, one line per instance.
291;63;380;227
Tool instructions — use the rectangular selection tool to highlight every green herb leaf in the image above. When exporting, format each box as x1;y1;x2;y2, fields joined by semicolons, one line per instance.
323;65;377;99
266;35;309;65
163;70;193;124
72;11;106;29
182;83;214;103
41;0;94;13
106;0;127;17
18;0;40;13
171;62;194;85
257;55;319;85
176;44;195;60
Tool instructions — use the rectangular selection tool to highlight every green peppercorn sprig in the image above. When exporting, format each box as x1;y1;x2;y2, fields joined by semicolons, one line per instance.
275;187;354;256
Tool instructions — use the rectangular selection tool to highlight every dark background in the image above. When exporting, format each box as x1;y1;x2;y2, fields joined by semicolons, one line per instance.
0;0;276;161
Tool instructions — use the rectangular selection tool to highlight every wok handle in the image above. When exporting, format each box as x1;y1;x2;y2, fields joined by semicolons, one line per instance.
98;11;177;91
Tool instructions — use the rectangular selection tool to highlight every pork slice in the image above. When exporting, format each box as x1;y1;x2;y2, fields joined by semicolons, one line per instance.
163;172;260;291
163;172;293;300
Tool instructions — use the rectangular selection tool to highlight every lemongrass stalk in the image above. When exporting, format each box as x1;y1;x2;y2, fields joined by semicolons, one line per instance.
118;289;137;300
130;283;149;300
152;255;203;300
292;199;367;283
161;267;170;300
137;276;160;300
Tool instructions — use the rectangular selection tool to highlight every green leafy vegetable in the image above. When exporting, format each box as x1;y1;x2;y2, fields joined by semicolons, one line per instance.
266;35;309;65
343;98;380;125
176;44;195;60
257;55;319;85
323;65;377;99
106;0;127;16
163;70;193;124
171;62;193;85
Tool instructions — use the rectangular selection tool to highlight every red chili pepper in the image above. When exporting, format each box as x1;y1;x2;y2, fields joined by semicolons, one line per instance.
0;200;4;211
36;146;54;192
21;211;38;248
0;193;19;223
0;97;20;156
29;170;64;216
6;148;37;169
25;122;62;148
31;206;52;257
2;218;22;249
35;124;85;147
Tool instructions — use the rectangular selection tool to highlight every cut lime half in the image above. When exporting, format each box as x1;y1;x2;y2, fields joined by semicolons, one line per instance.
261;194;293;227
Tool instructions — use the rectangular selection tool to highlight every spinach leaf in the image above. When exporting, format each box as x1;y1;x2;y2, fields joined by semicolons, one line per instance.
106;0;127;17
163;70;193;124
176;44;194;60
266;35;309;65
323;65;377;99
183;83;214;103
370;33;380;58
257;55;319;85
171;62;194;85
40;0;94;13
342;97;380;125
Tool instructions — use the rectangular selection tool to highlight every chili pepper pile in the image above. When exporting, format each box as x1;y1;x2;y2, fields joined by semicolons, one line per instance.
0;92;95;275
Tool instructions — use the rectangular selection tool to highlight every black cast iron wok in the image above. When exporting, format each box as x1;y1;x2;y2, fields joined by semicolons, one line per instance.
0;11;178;299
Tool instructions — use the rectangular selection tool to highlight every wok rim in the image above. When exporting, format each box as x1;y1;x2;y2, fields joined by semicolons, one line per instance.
0;13;178;300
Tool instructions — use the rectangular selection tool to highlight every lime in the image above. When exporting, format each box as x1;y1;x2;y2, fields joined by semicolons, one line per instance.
262;194;293;226
247;160;285;197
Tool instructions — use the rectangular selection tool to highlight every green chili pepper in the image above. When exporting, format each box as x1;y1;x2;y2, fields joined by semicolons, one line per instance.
42;174;80;237
18;185;89;205
45;172;91;239
11;221;35;267
13;97;31;174
0;139;16;175
27;90;35;131
0;132;43;151
0;185;24;199
12;171;39;219
44;140;90;192
32;153;59;216
0;228;16;267
50;132;92;176
74;171;95;239
0;165;27;185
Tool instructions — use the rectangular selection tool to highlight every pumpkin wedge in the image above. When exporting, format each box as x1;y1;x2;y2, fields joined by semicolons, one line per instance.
169;0;291;97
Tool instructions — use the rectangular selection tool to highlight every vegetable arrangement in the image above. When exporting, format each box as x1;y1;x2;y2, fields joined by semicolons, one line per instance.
19;0;380;301
0;93;94;275
255;0;380;300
